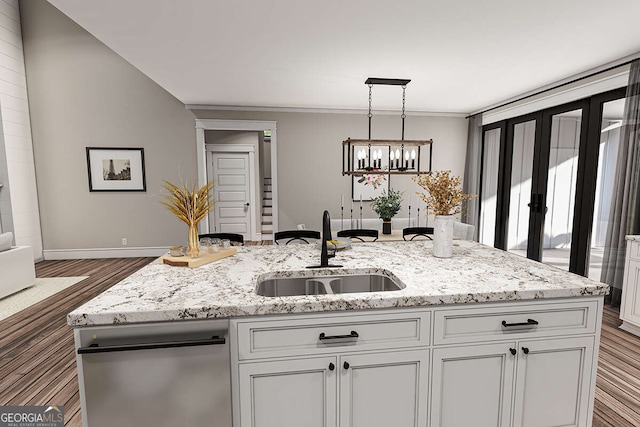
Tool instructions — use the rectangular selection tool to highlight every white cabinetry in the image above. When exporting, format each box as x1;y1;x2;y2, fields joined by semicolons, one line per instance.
231;298;602;427
338;350;429;427
238;356;337;427
232;310;430;427
620;237;640;335
513;337;594;427
431;300;600;427
431;342;515;427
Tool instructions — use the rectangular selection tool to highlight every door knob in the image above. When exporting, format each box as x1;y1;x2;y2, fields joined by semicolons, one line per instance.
343;361;350;370
244;203;250;207
522;347;530;354
328;363;335;371
509;348;517;355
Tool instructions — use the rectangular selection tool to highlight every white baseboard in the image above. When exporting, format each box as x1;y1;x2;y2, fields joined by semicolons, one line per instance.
619;320;640;338
43;246;170;260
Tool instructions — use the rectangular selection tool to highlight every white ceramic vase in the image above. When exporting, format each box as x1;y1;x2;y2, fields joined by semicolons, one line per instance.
433;215;454;258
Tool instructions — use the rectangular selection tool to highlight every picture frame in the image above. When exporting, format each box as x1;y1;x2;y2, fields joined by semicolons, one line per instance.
351;145;390;201
86;147;146;192
352;174;390;202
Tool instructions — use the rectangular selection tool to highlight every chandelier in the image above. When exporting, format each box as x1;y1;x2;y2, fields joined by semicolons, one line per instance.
342;78;433;176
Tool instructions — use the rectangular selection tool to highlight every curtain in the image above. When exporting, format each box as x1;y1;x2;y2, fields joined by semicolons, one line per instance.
600;59;640;306
462;113;483;240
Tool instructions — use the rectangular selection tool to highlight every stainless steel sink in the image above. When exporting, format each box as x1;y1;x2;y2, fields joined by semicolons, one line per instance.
256;272;405;297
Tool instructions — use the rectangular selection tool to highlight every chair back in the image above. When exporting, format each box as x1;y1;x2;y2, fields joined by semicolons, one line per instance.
198;233;244;245
337;229;379;242
391;217;418;229
453;222;475;240
274;230;321;245
330;219;358;232
402;227;434;241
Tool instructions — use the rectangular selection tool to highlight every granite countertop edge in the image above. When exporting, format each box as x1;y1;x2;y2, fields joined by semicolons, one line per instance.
67;241;610;327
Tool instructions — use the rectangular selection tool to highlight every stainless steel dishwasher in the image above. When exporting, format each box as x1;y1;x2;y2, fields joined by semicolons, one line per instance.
75;319;232;427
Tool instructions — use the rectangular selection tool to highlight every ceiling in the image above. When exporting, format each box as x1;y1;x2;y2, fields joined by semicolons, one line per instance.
46;0;640;115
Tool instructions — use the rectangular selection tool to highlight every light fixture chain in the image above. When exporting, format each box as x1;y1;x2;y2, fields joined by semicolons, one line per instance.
368;84;373;118
401;85;407;119
368;83;373;140
401;84;406;140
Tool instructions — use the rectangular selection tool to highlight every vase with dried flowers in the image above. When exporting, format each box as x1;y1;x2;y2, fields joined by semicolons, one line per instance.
413;170;476;257
161;179;216;258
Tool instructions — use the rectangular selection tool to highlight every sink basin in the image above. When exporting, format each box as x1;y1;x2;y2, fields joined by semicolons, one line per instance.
256;272;405;297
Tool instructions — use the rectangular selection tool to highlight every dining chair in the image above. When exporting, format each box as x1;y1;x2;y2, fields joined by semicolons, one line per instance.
337;229;379;242
198;233;245;246
274;230;321;245
402;227;434;241
453;222;475;240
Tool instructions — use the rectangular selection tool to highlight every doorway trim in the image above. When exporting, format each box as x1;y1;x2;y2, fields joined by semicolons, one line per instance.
206;144;257;241
195;119;278;238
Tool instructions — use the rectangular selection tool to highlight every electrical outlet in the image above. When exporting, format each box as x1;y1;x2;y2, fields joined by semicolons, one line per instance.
121;238;127;246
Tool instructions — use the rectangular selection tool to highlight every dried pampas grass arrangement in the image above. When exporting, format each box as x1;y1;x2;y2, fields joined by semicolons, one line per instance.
413;170;476;216
160;179;216;257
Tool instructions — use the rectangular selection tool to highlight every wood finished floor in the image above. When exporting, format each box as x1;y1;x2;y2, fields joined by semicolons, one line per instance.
0;255;638;426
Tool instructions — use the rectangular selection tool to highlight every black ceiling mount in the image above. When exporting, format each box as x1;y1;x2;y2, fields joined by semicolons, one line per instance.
364;78;411;86
341;76;432;177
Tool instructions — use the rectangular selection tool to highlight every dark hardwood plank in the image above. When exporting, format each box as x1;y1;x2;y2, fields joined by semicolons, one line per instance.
0;257;155;426
1;254;640;426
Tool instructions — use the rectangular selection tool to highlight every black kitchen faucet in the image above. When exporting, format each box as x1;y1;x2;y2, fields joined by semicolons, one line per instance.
307;210;342;269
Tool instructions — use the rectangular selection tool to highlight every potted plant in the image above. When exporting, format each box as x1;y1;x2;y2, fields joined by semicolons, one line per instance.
371;189;403;234
413;170;476;257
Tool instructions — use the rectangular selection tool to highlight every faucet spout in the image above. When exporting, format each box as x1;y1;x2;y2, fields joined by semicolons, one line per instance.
307;210;343;269
320;210;332;267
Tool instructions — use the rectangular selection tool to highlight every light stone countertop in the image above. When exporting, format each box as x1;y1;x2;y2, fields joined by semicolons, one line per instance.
67;240;609;326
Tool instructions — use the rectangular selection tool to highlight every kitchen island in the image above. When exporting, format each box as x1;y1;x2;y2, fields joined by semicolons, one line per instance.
69;241;608;427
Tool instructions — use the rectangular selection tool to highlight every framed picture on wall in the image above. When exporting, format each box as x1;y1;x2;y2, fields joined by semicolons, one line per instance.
351;145;389;201
86;147;146;192
352;175;389;201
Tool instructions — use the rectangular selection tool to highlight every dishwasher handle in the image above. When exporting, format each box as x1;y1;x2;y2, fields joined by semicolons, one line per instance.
77;336;226;354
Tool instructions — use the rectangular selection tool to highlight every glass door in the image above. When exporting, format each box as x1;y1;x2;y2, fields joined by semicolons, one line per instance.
538;107;587;270
495;114;541;255
496;102;588;272
506;119;537;257
479;125;503;247
481;88;626;279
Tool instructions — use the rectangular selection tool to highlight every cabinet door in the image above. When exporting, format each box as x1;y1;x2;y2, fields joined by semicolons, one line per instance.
513;336;595;427
621;258;640;325
237;357;337;427
339;350;429;427
431;343;516;427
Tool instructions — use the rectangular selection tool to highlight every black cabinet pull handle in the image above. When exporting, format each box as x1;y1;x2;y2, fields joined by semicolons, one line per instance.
522;347;530;354
328;362;335;371
509;348;517;355
343;361;350;370
319;330;359;341
77;336;226;354
501;319;539;328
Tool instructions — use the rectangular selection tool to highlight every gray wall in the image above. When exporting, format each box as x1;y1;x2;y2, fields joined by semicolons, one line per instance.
20;0;469;251
193;110;468;231
21;0;198;251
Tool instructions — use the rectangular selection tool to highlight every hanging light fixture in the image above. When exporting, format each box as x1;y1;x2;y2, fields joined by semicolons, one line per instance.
342;78;433;176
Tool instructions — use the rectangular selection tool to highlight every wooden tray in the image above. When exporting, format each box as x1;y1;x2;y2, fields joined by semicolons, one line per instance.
160;247;237;268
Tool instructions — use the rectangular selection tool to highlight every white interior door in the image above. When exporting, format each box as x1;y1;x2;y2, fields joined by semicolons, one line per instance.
209;151;253;239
